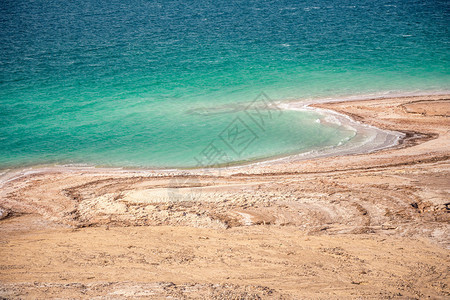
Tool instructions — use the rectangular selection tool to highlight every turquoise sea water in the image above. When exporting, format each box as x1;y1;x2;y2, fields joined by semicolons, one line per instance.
0;0;449;168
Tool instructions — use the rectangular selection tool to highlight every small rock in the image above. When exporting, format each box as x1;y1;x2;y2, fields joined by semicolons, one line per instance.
0;208;8;220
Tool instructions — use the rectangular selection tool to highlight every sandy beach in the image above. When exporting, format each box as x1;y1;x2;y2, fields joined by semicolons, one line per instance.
0;94;449;299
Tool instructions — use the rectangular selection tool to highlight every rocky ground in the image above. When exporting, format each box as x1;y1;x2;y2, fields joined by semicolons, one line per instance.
0;95;449;299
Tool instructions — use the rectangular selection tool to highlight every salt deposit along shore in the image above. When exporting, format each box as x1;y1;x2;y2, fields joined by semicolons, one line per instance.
0;94;449;299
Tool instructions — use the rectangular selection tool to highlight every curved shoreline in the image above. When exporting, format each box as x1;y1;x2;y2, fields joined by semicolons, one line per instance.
248;100;404;167
2;93;446;179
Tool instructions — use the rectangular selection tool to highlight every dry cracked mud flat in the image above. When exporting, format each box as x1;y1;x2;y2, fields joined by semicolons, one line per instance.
0;95;449;299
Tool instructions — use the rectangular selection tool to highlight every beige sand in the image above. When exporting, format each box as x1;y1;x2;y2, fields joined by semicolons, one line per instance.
0;95;449;299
